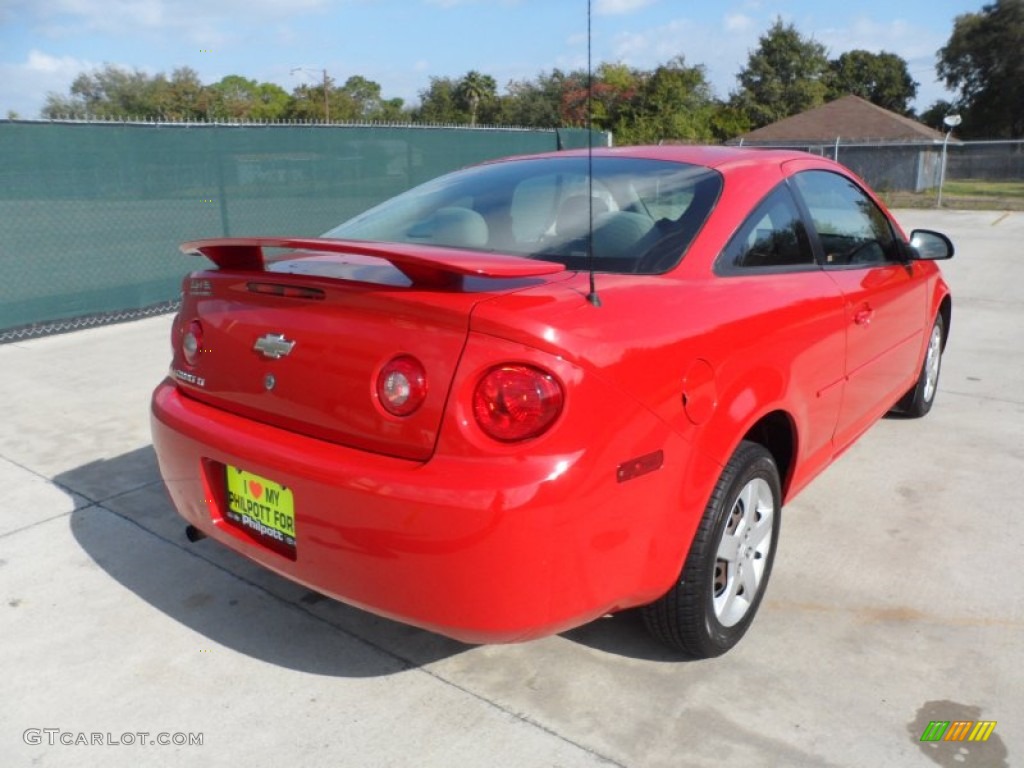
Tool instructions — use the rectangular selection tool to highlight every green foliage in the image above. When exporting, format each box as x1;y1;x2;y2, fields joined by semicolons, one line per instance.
456;71;498;126
332;76;404;121
499;71;567;127
152;68;210;120
414;76;466;123
44;64;161;119
211;74;255;118
251;83;291;121
732;18;830;128
826;50;918;115
707;104;752;142
938;0;1024;138
918;100;958;132
286;72;335;122
621;57;718;144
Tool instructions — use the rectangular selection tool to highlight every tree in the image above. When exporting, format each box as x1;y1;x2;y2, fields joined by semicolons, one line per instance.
456;71;498;126
558;64;641;132
500;70;568;127
938;0;1024;137
43;64;162;119
918;100;959;133
208;75;288;121
329;75;406;121
40;65;407;123
286;74;336;122
732;18;830;129
251;82;291;121
209;75;259;118
415;76;466;123
826;50;918;115
627;57;716;144
334;75;383;120
708;104;752;142
150;67;210;120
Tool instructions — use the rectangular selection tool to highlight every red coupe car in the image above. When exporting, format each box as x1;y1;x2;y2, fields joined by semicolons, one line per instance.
151;146;953;657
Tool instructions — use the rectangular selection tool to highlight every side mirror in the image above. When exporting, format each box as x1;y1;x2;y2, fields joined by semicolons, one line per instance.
907;229;954;261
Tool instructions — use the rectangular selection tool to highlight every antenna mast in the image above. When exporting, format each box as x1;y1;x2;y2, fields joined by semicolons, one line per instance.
585;0;601;307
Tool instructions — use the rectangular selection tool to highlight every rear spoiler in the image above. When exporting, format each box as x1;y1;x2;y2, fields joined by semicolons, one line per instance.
181;237;565;287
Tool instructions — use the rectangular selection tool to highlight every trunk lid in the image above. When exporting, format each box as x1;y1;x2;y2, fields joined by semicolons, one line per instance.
171;239;565;461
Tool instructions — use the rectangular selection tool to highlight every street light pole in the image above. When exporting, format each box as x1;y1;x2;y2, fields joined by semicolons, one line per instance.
937;113;961;208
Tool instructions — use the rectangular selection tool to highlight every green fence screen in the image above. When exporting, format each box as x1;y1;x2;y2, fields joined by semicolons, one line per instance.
0;121;604;340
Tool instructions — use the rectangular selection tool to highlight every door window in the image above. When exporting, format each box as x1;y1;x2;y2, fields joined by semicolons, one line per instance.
792;171;898;267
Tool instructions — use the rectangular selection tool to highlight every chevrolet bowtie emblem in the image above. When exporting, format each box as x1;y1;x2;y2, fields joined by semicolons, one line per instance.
253;333;296;360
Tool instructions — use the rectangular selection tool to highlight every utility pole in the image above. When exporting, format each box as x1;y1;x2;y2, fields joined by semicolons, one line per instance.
322;69;329;123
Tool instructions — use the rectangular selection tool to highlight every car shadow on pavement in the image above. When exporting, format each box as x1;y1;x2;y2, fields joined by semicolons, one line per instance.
560;610;689;662
61;445;473;678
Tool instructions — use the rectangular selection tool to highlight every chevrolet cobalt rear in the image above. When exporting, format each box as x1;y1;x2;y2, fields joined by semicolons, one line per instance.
152;146;953;657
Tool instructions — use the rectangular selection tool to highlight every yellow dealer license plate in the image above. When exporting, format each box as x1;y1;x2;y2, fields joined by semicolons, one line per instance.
225;466;296;551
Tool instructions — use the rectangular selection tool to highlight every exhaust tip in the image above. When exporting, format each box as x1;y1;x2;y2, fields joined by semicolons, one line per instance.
185;525;206;543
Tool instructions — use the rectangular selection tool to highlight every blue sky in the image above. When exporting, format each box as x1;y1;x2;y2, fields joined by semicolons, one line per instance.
0;0;982;119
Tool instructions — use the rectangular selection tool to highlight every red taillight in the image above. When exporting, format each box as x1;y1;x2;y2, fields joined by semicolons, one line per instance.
377;355;427;417
473;364;564;442
182;319;203;366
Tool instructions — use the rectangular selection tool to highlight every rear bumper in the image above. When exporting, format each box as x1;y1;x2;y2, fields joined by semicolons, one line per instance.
151;379;711;643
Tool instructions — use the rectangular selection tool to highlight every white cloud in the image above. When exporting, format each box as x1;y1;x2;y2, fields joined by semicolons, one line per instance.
608;17;759;99
817;16;927;58
0;49;100;117
595;0;657;16
25;50;82;74
612;19;690;61
814;15;953;108
422;0;523;7
23;0;329;45
724;13;754;33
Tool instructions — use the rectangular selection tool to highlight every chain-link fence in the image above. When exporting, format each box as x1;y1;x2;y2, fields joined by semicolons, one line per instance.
734;137;1024;195
0;120;606;342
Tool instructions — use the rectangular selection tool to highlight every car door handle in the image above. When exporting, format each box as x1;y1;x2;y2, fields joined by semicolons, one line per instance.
853;306;874;326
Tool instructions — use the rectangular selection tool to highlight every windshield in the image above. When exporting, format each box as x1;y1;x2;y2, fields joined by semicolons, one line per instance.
322;156;722;274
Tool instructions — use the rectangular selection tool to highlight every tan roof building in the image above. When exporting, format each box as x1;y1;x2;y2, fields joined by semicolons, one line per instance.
730;95;946;145
727;95;950;192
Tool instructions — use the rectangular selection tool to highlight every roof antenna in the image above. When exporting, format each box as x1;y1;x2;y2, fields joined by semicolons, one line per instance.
585;0;601;307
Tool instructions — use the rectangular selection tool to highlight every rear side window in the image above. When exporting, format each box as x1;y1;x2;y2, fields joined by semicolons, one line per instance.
791;170;897;267
324;156;722;275
717;184;815;272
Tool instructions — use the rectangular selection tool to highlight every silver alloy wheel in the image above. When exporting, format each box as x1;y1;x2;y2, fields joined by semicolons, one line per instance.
922;323;943;403
713;477;775;628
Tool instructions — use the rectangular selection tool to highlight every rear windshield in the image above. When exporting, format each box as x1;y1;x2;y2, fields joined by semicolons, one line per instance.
322;156;722;274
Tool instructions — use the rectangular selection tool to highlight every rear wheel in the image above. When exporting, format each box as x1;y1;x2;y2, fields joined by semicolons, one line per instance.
895;314;944;418
643;441;781;658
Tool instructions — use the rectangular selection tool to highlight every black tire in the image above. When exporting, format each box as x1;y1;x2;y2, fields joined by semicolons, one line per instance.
643;441;782;658
894;314;945;418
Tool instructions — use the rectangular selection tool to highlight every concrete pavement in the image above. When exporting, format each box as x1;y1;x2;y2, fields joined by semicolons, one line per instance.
1;209;1021;767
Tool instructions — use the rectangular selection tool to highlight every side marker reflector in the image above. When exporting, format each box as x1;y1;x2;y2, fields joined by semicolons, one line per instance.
616;450;664;483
